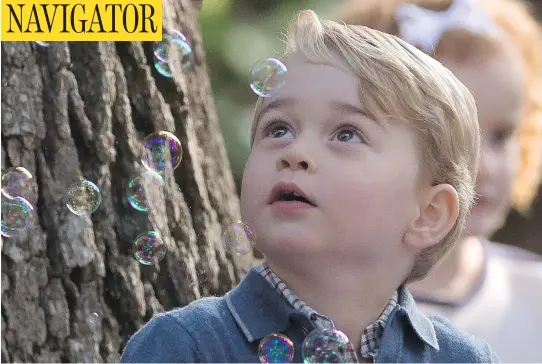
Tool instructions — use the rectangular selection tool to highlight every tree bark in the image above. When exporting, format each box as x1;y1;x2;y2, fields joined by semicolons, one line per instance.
1;0;253;362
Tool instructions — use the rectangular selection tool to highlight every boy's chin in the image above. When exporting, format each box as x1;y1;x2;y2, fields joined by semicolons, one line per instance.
256;236;326;257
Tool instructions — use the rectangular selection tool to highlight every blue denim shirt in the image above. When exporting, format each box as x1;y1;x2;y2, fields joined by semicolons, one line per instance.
121;265;499;363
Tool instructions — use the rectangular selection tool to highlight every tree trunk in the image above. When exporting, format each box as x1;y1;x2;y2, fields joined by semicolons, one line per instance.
1;0;254;362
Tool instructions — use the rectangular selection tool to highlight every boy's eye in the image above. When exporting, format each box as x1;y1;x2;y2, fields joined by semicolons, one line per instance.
336;130;357;142
270;126;291;138
332;126;365;143
261;119;295;140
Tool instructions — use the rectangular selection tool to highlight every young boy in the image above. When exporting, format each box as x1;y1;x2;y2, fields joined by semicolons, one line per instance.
120;9;498;363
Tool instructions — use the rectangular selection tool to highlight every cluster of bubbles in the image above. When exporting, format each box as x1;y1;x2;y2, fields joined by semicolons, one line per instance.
1;167;37;238
13;45;284;261
66;130;186;265
0;130;187;265
258;328;351;363
126;130;185;265
124;130;186;264
153;29;193;78
249;58;287;98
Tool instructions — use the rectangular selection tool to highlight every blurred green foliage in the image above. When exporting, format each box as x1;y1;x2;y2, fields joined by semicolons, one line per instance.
198;0;344;191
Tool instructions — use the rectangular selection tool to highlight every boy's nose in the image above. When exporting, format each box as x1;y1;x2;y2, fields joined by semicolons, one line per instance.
276;149;317;174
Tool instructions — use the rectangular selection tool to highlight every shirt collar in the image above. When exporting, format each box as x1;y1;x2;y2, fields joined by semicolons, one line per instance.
257;261;398;358
225;265;299;342
396;285;439;350
226;264;439;351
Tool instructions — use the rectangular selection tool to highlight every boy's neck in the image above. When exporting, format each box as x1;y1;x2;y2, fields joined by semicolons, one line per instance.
408;236;485;303
264;255;401;353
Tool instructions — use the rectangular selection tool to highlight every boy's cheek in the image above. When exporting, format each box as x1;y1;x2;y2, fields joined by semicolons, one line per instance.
239;166;263;224
331;180;415;225
239;181;254;220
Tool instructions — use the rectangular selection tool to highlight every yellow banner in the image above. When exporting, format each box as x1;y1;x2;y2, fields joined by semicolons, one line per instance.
1;0;163;41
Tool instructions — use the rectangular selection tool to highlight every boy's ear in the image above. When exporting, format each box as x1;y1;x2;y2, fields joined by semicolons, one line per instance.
404;184;460;250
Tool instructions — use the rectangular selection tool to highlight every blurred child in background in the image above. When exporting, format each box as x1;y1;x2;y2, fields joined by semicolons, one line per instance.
340;0;542;361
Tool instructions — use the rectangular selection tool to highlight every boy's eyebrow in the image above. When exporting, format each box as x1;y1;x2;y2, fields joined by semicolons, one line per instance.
256;98;386;131
331;101;386;131
256;98;297;121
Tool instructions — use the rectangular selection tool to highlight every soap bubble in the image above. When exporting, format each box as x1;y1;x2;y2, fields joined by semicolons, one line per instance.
142;131;183;172
302;329;350;363
1;167;37;200
133;231;166;265
35;41;50;47
127;171;165;212
221;221;256;255
249;58;287;97
259;333;295;363
153;29;193;77
66;180;102;216
154;29;187;62
1;196;35;238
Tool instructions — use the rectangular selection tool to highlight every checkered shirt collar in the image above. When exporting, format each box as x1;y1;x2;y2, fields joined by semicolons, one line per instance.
256;262;399;361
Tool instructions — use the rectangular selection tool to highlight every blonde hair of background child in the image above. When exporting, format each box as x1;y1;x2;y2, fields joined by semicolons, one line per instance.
340;0;542;215
249;9;481;282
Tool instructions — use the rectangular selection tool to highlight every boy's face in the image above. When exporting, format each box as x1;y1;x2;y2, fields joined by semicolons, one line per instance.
240;54;424;266
442;54;524;239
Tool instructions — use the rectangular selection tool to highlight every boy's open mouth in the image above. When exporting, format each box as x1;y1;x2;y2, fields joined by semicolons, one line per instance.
268;182;317;206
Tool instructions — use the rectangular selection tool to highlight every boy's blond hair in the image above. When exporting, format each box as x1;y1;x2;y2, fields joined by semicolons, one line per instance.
250;9;481;282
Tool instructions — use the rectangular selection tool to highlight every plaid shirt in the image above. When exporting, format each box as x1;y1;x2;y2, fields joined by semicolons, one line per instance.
256;262;398;363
